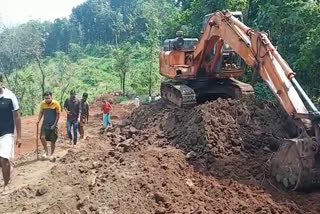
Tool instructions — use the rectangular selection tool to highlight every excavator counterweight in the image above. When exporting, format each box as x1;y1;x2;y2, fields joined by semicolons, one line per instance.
159;10;320;190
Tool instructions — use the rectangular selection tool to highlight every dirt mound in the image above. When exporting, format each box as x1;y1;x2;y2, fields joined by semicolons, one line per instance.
2;136;301;214
3;97;320;214
131;98;296;159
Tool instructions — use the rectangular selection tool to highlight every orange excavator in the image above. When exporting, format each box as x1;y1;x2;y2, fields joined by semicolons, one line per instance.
159;11;320;190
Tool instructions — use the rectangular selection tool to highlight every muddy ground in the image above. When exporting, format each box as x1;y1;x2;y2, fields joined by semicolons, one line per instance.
1;96;320;214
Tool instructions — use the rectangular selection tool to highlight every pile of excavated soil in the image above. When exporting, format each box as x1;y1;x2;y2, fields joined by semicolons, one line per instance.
130;98;297;159
2;139;304;214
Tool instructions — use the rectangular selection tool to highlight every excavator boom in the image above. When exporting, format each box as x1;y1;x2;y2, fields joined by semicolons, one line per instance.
203;12;315;128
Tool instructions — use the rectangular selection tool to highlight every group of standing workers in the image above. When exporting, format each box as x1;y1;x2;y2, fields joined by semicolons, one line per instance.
0;74;113;193
37;90;89;159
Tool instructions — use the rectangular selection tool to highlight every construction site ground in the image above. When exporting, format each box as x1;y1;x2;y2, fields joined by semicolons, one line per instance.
1;94;320;214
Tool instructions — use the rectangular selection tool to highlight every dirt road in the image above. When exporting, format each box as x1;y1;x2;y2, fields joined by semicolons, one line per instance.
1;96;320;213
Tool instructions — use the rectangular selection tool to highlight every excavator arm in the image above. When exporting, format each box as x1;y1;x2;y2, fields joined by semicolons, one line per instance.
199;11;320;190
200;11;320;135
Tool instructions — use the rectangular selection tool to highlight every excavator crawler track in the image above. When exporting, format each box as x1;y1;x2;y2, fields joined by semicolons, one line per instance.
161;82;197;108
161;78;254;108
227;78;255;99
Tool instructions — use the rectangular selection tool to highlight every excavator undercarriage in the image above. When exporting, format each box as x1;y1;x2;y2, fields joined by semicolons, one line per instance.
161;82;197;108
161;78;254;107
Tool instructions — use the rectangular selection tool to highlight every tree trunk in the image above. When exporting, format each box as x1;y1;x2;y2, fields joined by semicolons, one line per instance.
251;67;259;86
18;89;26;114
115;34;119;48
122;71;126;96
35;56;45;97
0;61;11;85
148;46;153;96
119;72;123;93
3;72;10;85
13;73;19;94
60;82;70;108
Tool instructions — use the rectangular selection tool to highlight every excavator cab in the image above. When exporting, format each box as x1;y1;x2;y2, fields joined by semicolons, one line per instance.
160;31;199;80
159;11;253;108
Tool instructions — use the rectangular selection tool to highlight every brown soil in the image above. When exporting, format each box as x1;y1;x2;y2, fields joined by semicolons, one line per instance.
1;96;320;214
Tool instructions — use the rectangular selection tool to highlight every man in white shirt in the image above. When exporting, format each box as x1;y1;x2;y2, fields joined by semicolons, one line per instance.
134;97;140;108
154;94;161;101
0;75;21;193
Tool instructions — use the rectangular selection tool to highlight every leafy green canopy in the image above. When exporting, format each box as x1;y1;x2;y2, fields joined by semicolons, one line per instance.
1;0;320;115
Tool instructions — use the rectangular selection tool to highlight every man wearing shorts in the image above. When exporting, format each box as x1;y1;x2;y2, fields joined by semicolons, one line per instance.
37;91;61;159
0;75;21;191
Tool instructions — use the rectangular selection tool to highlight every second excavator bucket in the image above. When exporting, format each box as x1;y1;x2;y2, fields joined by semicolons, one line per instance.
271;135;320;190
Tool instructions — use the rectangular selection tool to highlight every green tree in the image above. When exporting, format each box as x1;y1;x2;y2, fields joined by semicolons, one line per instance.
137;0;162;96
112;43;132;95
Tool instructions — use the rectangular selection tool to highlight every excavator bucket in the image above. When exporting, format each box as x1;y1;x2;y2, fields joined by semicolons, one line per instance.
271;136;320;190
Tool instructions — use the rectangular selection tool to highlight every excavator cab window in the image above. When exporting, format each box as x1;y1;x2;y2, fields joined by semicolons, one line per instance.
162;38;198;51
207;12;244;70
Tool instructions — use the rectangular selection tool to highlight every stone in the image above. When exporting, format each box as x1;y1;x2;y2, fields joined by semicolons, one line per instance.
106;132;114;138
288;175;297;186
80;157;89;162
282;178;289;188
154;192;168;203
186;151;197;159
35;186;48;196
79;167;87;174
263;146;271;152
92;162;102;169
119;135;126;142
157;132;165;138
89;205;97;211
118;119;131;127
108;150;115;157
129;126;138;134
275;174;282;183
88;175;97;187
255;207;262;212
155;207;167;214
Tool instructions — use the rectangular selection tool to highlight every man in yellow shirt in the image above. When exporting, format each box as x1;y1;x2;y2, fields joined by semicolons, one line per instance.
37;91;61;159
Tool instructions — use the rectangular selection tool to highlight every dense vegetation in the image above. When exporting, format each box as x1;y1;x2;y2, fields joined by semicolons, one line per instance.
0;0;319;115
